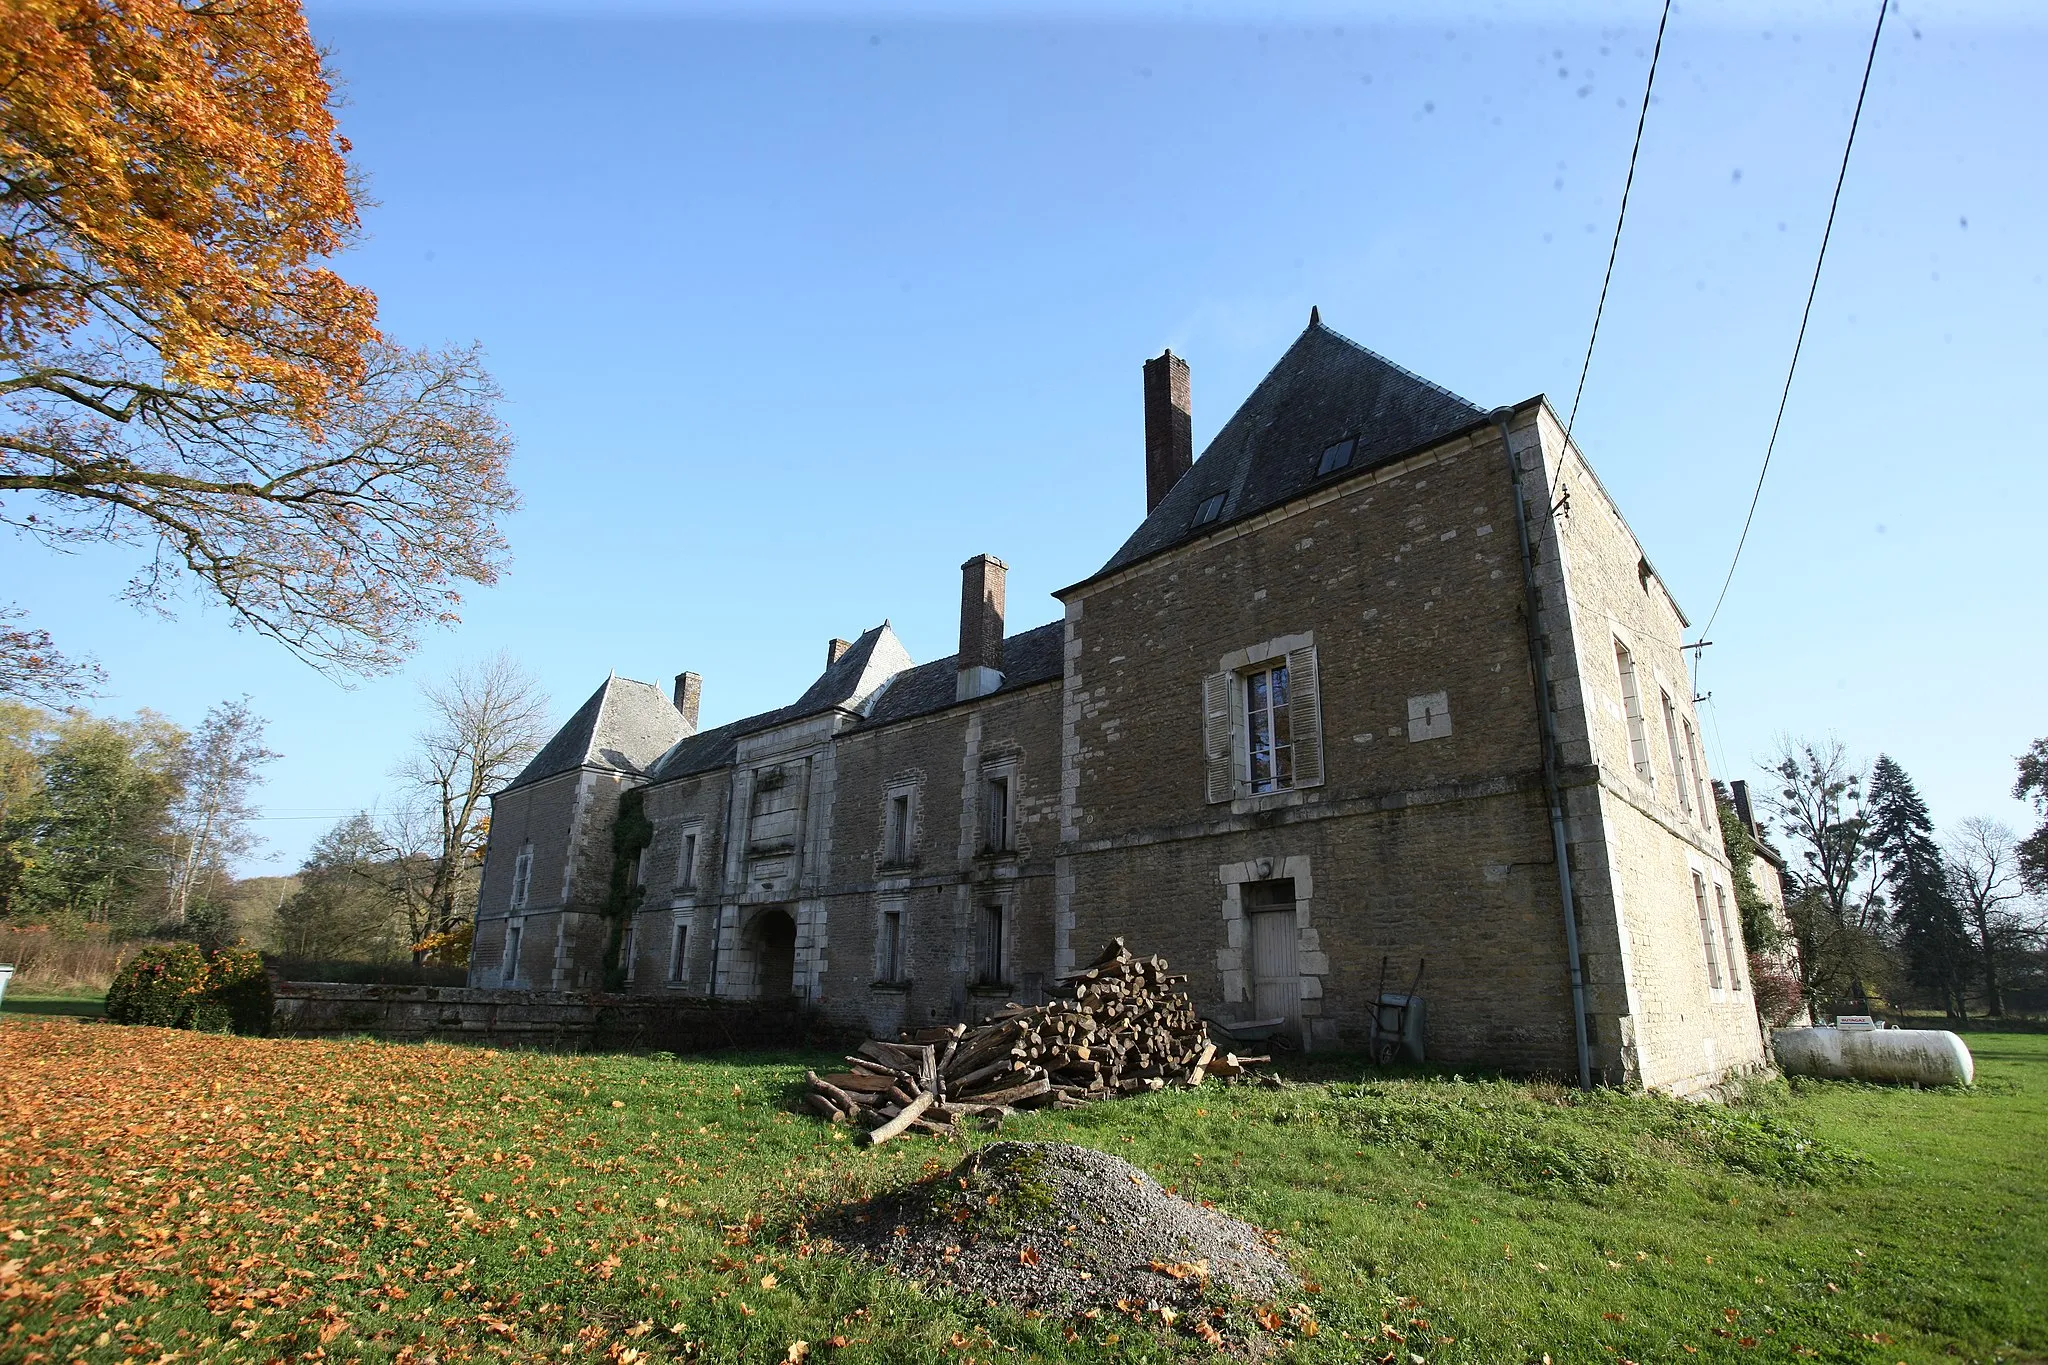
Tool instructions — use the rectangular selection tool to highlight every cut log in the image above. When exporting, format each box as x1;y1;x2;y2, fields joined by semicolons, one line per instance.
866;1091;935;1146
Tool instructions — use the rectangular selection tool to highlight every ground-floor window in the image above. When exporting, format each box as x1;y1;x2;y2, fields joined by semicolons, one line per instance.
669;921;689;984
502;922;523;984
976;902;1006;986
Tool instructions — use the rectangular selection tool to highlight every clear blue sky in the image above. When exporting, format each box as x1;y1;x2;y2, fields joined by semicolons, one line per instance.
7;0;2042;876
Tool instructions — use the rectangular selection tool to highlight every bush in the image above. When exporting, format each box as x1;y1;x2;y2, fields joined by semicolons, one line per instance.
105;942;207;1027
1750;953;1806;1027
203;945;273;1036
105;942;272;1034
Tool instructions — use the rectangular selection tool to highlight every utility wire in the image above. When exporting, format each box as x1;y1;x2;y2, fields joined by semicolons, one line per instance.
1697;0;1889;645
1565;0;1674;443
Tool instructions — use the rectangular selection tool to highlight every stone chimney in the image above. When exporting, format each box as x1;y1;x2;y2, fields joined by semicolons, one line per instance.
826;638;853;667
955;554;1007;702
1143;349;1192;514
672;671;701;731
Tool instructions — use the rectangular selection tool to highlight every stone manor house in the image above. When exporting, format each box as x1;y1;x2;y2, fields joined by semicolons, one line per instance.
472;315;1766;1094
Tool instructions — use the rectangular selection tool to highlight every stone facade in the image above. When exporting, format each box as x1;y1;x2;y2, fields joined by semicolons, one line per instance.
472;318;1768;1092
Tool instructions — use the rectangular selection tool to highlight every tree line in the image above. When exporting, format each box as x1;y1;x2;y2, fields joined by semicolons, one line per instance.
0;655;547;973
1756;737;2048;1021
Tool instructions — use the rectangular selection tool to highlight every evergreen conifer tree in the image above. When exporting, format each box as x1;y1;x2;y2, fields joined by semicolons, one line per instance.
1867;755;1972;1018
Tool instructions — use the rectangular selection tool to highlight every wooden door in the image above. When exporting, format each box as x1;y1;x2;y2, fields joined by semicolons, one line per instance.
1249;909;1301;1038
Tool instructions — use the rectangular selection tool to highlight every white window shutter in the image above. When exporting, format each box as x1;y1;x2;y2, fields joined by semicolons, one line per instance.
1286;645;1325;787
1202;671;1233;804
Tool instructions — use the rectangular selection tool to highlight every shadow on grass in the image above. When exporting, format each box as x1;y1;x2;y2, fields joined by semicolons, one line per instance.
2;996;107;1019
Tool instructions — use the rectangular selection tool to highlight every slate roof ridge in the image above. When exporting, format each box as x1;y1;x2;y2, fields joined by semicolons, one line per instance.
1309;319;1481;412
1082;320;1489;582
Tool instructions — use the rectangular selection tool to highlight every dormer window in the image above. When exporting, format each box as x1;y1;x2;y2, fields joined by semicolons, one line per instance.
1317;437;1356;476
1192;492;1226;527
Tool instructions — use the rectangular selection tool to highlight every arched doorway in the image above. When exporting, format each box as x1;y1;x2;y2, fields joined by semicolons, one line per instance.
745;909;797;1000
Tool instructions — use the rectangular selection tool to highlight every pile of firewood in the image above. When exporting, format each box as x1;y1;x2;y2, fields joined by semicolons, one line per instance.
803;938;1267;1144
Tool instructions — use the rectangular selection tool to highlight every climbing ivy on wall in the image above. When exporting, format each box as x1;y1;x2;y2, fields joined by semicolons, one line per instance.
600;787;654;991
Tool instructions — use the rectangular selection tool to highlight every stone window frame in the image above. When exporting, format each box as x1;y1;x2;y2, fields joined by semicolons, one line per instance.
1612;635;1656;787
880;779;920;869
1659;688;1695;817
667;913;692;987
970;891;1014;992
874;896;909;988
1688;860;1728;999
510;843;533;909
1204;632;1326;809
674;821;705;892
1214;856;1332;1048
1682;718;1711;828
1712;882;1746;993
979;757;1020;857
502;918;524;985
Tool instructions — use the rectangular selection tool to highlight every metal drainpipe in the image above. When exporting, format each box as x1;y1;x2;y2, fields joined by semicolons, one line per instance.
1492;406;1594;1091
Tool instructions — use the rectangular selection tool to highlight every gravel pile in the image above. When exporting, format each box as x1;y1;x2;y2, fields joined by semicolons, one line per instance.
811;1141;1296;1321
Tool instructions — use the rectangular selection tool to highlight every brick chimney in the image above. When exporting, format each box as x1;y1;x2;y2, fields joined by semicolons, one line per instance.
1730;779;1758;836
955;554;1007;702
826;638;853;667
672;671;701;731
1143;348;1192;513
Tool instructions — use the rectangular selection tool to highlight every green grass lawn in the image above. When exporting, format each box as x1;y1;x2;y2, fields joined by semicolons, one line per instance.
0;986;106;1017
0;1018;2039;1364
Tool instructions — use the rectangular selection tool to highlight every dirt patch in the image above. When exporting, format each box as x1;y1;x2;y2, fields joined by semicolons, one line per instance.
809;1141;1297;1332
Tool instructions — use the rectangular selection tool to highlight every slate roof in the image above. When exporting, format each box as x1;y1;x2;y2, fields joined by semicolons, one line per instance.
503;675;691;793
641;620;1065;782
1093;320;1486;579
857;620;1065;728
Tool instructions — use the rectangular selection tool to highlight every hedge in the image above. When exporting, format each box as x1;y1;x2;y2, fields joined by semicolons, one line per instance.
106;943;273;1035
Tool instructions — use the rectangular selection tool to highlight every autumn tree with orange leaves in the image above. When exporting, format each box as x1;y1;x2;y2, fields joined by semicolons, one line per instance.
0;0;516;697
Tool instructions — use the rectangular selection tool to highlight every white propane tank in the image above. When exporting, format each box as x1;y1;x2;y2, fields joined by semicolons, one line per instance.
1772;1026;1974;1086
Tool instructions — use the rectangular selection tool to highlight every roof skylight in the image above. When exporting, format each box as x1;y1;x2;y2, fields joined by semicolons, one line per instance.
1317;437;1356;476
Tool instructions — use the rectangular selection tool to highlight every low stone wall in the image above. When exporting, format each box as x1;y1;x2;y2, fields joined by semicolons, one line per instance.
270;982;816;1052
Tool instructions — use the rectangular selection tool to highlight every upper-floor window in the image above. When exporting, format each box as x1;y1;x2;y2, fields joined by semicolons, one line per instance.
1317;437;1356;476
748;766;802;850
1203;640;1325;804
983;773;1014;854
1692;870;1724;990
883;790;915;865
1683;719;1709;824
510;843;534;909
1614;641;1653;783
677;828;700;890
1713;884;1744;992
1245;663;1294;794
1661;691;1694;815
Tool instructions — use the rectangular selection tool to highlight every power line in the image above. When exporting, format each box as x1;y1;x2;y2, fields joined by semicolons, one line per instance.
1697;0;1889;645
1565;0;1674;443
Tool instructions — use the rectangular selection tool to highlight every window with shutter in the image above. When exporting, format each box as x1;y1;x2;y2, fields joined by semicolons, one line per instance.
1202;672;1233;804
1285;645;1324;787
1693;871;1724;989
